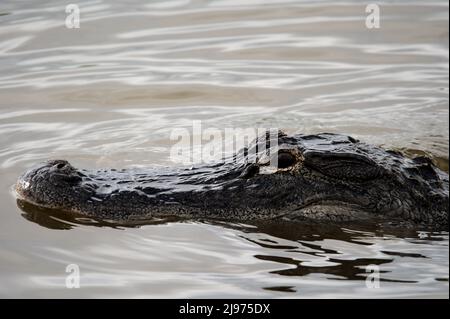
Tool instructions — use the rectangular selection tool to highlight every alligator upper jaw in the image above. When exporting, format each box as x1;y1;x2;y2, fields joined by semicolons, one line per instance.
15;170;36;204
14;160;76;210
15;179;29;199
15;183;60;212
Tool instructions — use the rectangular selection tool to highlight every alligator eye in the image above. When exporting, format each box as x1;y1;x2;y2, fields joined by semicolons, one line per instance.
55;163;66;169
277;152;296;169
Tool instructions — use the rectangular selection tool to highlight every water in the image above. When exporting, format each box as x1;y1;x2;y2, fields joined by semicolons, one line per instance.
0;0;448;298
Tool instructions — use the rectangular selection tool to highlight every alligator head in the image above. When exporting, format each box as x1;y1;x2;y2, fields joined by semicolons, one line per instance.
15;132;449;228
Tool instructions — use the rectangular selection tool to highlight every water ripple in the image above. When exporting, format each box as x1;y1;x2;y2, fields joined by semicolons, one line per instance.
0;0;448;298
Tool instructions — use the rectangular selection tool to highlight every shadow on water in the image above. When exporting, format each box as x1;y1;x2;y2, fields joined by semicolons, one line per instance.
17;198;448;293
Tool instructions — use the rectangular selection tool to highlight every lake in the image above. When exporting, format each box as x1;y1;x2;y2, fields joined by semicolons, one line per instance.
0;0;448;298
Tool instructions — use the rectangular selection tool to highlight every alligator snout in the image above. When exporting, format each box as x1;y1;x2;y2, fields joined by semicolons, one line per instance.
49;159;70;170
16;160;83;209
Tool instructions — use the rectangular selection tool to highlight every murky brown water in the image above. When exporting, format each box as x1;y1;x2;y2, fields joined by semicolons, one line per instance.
0;0;448;298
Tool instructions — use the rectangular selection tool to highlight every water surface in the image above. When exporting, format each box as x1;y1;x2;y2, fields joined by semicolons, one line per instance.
0;0;448;298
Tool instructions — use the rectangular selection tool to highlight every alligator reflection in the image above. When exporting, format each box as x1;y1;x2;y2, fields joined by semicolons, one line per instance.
17;199;180;229
19;198;445;291
226;220;425;284
18;198;428;236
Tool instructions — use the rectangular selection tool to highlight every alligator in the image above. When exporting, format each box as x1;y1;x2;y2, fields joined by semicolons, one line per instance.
15;132;449;229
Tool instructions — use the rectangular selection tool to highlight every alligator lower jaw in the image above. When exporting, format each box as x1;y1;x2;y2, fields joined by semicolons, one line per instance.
286;201;375;222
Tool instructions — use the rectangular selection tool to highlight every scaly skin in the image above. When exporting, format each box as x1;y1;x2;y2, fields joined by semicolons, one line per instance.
15;132;449;228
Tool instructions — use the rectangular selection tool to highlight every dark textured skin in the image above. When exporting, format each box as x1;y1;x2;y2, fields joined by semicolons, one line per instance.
15;132;449;228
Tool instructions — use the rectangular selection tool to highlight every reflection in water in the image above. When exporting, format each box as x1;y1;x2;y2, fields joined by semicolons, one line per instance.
0;0;448;297
17;199;183;230
17;198;447;294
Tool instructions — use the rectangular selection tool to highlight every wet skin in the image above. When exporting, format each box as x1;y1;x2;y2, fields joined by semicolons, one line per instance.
15;132;449;229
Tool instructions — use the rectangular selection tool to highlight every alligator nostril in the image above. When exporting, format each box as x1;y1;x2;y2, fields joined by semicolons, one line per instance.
55;163;66;169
